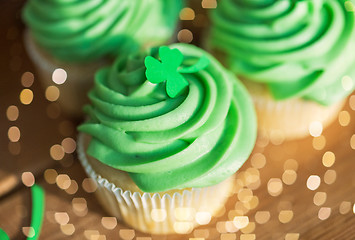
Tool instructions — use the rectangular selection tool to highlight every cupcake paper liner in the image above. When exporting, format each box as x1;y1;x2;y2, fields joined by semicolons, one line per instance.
24;30;107;118
77;133;234;234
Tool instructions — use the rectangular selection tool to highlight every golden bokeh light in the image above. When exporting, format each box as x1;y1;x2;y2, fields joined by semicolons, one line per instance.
82;178;98;193
233;216;249;229
322;151;335;167
324;170;337;185
339;201;352;214
180;7;195;20
61;137;76;154
285;233;300;240
351;134;355;149
341;75;353;91
54;212;69;225
267;178;283;196
349;95;355;110
50;144;65;160
241;222;255;234
318;207;331;220
6;105;19;121
21;172;35;187
174;222;193;234
72;198;88;217
60;224;75;236
45;86;60;102
22;227;35;238
20;89;33;105
151;209;167;222
8;126;20;142
313;192;327;206
21;72;34;87
202;0;217;8
56;174;71;190
250;153;266;169
44;169;58;184
282;170;297;185
101;217;117;230
338;111;351;126
255;211;270;224
65;180;78;195
306;175;321;191
312;135;326;150
52;68;67;85
240;234;256;240
279;210;294;223
220;233;237;240
195;211;211;225
309;121;323;137
178;29;193;43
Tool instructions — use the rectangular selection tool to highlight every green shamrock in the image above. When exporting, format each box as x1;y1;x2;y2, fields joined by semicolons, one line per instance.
144;46;209;98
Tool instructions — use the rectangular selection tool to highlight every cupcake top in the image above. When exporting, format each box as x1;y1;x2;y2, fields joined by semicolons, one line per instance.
22;0;183;62
209;0;355;105
78;44;256;192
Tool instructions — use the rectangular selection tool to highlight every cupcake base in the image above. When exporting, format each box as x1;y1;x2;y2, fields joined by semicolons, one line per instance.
243;81;346;141
24;30;108;118
77;133;234;235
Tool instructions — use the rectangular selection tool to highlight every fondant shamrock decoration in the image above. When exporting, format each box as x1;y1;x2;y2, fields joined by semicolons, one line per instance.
145;46;209;98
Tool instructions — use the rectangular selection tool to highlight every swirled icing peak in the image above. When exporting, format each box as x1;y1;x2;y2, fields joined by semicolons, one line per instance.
22;0;183;62
209;0;355;105
78;44;257;192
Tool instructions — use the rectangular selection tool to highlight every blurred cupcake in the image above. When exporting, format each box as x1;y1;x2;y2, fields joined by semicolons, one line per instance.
77;44;257;234
22;0;183;117
207;0;355;140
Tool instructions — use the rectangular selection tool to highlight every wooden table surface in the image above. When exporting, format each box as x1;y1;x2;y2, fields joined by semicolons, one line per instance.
1;1;355;240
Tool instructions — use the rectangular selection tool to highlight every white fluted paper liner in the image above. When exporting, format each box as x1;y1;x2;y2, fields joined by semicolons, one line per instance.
24;30;107;118
77;133;234;234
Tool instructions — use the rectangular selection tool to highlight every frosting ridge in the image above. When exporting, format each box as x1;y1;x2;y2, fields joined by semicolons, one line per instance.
23;0;183;62
209;0;355;105
79;44;256;192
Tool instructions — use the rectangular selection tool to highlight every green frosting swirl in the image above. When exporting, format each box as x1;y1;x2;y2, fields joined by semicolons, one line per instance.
209;0;355;105
78;44;256;192
22;0;183;62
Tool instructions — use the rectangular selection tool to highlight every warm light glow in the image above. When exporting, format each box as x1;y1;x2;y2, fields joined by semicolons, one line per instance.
8;126;20;142
52;68;67;85
318;207;331;220
21;172;35;187
6;105;19;121
151;209;167;222
313;192;327;206
250;153;266;169
195;211;211;225
50;144;65;160
324;170;337;185
306;175;321;191
60;224;75;236
267;178;283;196
255;211;270;224
338;111;351;126
233;216;249;229
341;75;354;90
309;121;323;137
322;151;335;167
180;7;195;20
20;89;33;105
279;210;294;223
101;217;117;230
21;72;34;87
45;86;60;102
54;212;69;225
178;29;193;43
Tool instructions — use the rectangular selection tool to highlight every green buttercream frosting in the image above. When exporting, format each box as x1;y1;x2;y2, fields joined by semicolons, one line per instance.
22;0;183;62
209;0;355;105
78;44;257;192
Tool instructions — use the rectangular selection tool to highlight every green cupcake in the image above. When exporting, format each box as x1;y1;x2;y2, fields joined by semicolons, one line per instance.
77;44;257;234
208;0;355;140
